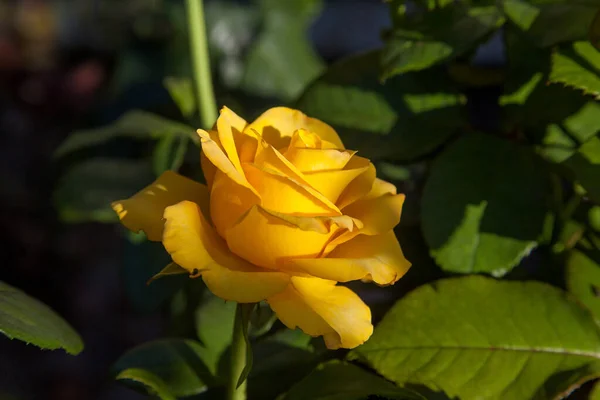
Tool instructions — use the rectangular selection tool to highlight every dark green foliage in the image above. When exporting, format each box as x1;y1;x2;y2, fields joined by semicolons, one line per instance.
49;0;600;399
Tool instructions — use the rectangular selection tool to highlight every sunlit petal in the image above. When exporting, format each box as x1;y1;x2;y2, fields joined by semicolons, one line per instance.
225;206;337;269
112;171;209;241
197;129;260;198
268;277;372;349
163;201;289;302
285;230;411;285
245;107;344;149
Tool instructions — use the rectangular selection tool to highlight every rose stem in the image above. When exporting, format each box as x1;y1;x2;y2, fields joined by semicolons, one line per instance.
185;0;218;129
227;304;249;400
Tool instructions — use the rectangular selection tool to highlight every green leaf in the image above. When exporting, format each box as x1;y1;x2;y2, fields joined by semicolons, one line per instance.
501;34;600;147
163;76;196;118
592;379;600;400
55;110;198;158
54;158;154;223
249;301;277;338
501;32;600;201
296;51;466;162
567;249;600;321
240;0;324;101
550;41;600;99
282;360;423;400
0;281;83;355
383;2;503;78
591;206;600;231
563;136;600;204
350;276;600;400
194;293;236;380
262;328;313;350
421;134;551;276
248;329;320;400
115;368;176;400
152;132;190;176
113;339;216;397
503;0;600;48
147;262;188;284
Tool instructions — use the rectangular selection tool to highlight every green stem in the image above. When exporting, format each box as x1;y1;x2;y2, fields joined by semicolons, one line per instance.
185;0;218;129
227;305;248;400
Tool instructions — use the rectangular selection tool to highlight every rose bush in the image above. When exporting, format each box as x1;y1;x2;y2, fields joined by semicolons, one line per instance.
112;106;410;349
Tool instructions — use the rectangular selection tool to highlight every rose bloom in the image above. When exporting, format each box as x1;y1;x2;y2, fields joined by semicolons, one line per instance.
112;107;411;349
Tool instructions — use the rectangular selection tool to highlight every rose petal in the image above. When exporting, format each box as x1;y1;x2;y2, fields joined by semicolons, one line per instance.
111;171;209;241
263;208;362;234
215;106;247;175
285;148;354;172
283;129;345;172
210;170;259;237
243;162;339;216
225;206;336;269
219;106;247;133
302;159;371;204
254;140;341;214
245;107;344;150
197;129;260;198
323;193;406;254
336;163;377;209
163;201;289;302
366;178;397;199
285;230;411;285
267;276;373;349
344;193;405;235
286;129;325;150
201;151;217;190
201;111;258;190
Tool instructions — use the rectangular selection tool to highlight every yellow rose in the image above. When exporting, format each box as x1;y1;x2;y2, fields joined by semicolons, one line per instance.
112;107;411;349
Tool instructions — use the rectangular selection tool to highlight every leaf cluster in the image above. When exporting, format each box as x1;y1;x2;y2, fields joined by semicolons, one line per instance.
22;0;600;399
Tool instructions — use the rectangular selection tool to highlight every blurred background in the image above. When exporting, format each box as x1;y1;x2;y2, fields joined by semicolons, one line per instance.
0;0;401;399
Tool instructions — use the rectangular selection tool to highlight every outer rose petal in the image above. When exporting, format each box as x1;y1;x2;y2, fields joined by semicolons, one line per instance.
201;151;217;190
163;201;289;303
323;193;406;255
216;107;246;173
111;171;209;241
197;129;260;198
344;193;405;235
267;277;373;349
366;178;397;199
218;106;247;135
285;230;411;285
225;206;337;269
201;114;259;191
336;162;376;209
245;107;345;150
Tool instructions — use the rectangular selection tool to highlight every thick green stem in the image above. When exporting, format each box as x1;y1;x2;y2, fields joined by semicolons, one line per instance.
227;305;248;400
185;0;218;128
